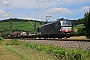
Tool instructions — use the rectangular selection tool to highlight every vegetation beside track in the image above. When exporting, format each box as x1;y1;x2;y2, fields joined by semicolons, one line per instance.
0;37;90;60
5;39;90;60
0;39;60;60
0;39;22;60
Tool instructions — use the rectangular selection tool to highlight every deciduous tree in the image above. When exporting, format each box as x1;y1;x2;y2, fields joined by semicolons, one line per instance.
83;11;90;38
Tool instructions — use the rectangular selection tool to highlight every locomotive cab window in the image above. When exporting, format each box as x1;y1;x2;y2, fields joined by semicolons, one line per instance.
60;21;72;26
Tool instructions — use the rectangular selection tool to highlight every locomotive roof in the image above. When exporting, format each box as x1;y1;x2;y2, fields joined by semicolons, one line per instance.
42;18;71;27
57;18;70;21
42;22;53;27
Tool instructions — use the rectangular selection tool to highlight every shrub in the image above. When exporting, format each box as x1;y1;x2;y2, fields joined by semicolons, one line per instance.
0;37;4;41
5;39;22;45
22;42;90;60
77;27;86;36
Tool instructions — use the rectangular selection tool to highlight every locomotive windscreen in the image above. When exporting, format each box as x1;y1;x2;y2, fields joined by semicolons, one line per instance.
60;21;72;26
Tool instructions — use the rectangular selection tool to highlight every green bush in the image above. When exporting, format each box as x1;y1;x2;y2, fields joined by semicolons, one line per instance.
77;27;86;36
0;31;10;38
0;37;4;41
5;39;22;45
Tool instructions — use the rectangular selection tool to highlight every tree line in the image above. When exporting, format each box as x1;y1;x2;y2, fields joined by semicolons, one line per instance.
72;11;90;38
81;11;90;38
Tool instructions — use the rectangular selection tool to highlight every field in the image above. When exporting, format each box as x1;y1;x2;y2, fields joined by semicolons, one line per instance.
73;24;84;32
0;38;90;60
0;21;41;32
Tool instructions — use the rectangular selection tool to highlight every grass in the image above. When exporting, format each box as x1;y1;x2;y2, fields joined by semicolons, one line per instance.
0;37;4;44
0;46;22;60
0;39;90;60
6;39;90;60
0;39;60;60
73;24;84;32
8;46;59;60
0;21;41;32
0;39;22;60
22;42;90;60
70;36;87;39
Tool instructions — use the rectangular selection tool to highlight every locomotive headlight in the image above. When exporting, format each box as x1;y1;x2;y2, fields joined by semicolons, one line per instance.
60;30;62;31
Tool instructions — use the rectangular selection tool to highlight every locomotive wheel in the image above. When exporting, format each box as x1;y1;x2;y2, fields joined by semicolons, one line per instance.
58;38;62;39
65;37;67;39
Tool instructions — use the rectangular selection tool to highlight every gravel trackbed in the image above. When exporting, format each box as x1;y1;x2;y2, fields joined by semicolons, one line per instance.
20;39;90;50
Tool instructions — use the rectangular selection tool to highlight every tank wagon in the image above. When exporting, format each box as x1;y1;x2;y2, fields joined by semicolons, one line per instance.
7;18;73;39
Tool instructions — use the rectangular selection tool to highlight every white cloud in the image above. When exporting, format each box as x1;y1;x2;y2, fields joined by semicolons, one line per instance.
65;0;90;3
23;18;36;20
82;6;90;12
28;0;90;3
0;9;14;17
0;0;90;10
0;0;90;20
3;0;11;5
73;6;90;14
0;0;12;7
35;0;48;3
0;10;6;15
43;7;72;14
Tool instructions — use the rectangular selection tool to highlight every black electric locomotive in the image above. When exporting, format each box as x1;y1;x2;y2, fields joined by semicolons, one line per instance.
41;18;73;39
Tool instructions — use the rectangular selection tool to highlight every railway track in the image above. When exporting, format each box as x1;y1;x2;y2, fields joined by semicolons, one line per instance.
16;36;89;41
18;38;90;42
5;36;89;50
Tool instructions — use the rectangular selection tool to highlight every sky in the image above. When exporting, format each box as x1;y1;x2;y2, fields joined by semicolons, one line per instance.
0;0;90;21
